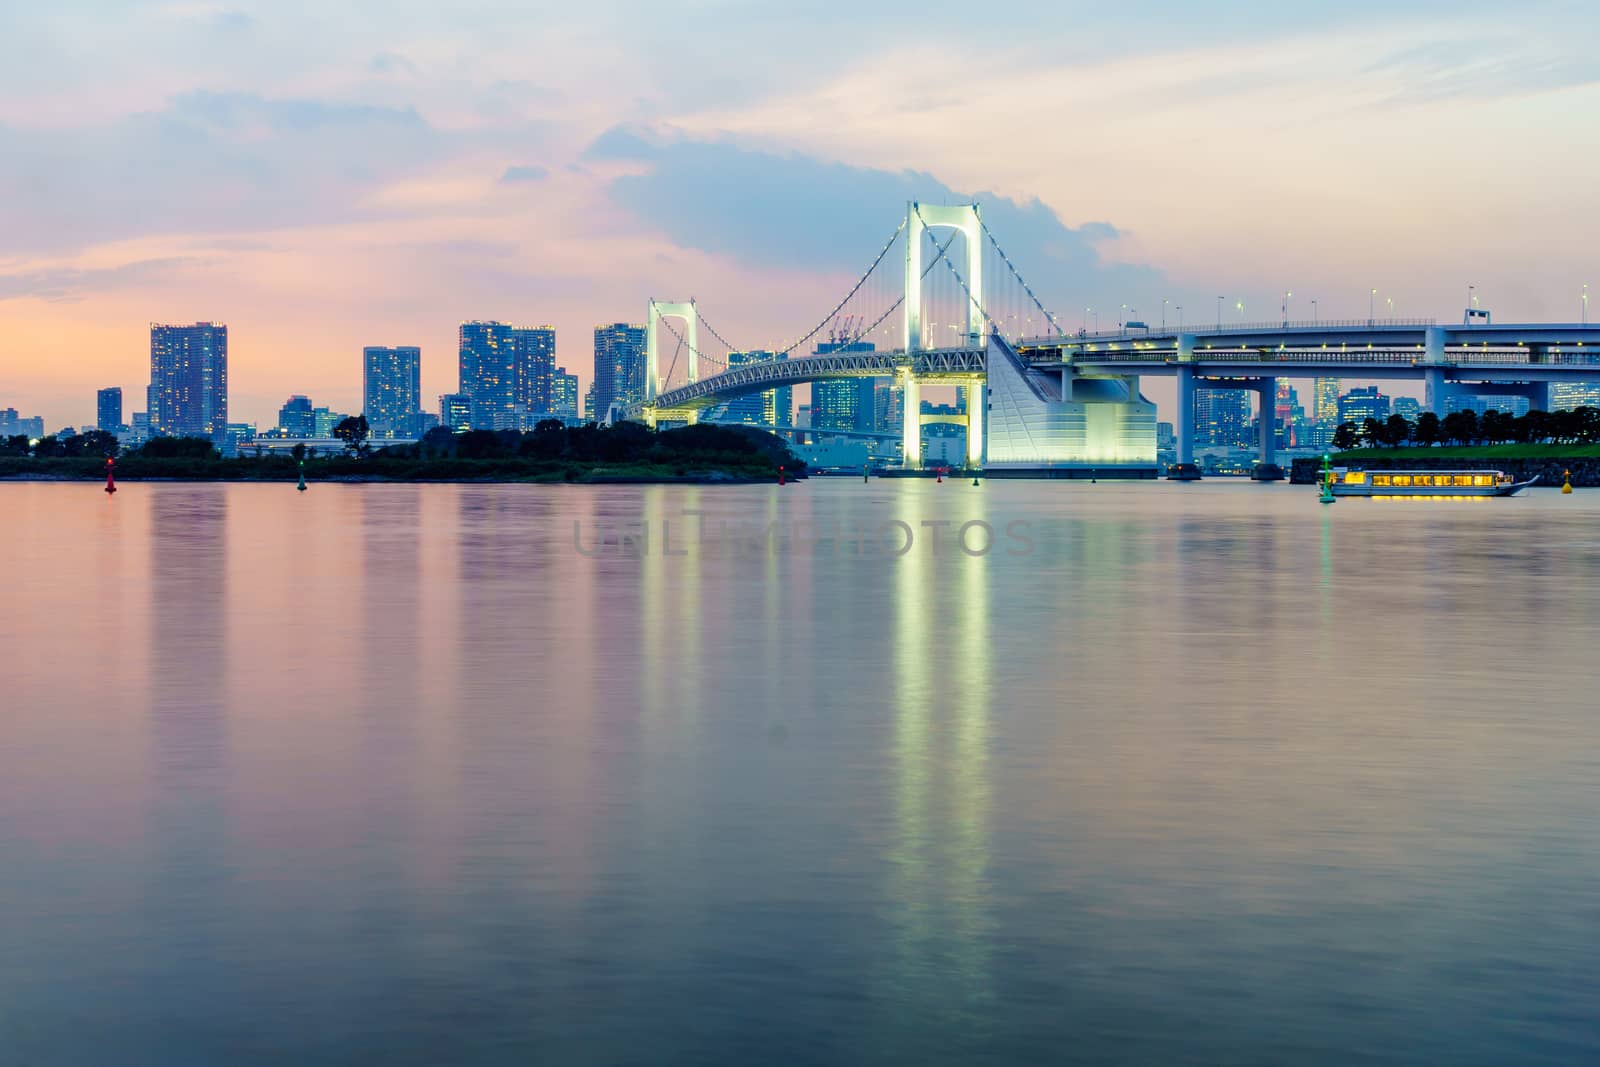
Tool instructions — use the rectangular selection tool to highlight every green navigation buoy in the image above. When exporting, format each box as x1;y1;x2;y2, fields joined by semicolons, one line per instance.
1319;453;1335;504
296;458;308;492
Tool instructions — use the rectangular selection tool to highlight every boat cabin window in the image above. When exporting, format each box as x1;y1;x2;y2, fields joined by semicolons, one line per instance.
1342;472;1368;484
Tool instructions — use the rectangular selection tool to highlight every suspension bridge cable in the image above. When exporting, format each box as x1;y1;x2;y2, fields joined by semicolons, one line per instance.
977;214;1066;337
769;220;908;357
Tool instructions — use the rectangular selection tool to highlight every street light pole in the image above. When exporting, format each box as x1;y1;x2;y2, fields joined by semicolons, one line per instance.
1369;288;1376;326
1217;296;1223;330
1162;298;1168;332
1312;299;1318;324
1584;284;1590;325
1177;305;1184;331
1282;290;1292;327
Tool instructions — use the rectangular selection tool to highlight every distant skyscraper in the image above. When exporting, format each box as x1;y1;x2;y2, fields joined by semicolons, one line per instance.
439;393;472;431
1551;383;1600;410
312;407;346;437
514;326;556;422
1274;380;1303;448
363;346;422;438
1313;377;1340;445
1394;396;1422;419
1195;387;1251;446
1443;393;1527;417
812;342;879;433
96;387;123;433
278;396;316;437
552;367;580;419
1338;386;1391;425
149;322;227;441
459;322;515;429
592;323;648;418
707;350;779;426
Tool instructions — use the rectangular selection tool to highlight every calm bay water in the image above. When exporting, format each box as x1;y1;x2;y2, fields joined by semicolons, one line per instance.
3;479;1600;1064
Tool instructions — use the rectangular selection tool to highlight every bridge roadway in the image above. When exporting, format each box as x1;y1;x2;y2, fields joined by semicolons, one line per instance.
640;320;1600;468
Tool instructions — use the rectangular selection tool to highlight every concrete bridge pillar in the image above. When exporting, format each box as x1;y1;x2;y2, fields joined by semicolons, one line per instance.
1257;376;1277;467
1528;380;1552;412
1175;364;1195;465
1424;367;1447;413
901;372;922;468
1423;326;1447;365
965;382;985;467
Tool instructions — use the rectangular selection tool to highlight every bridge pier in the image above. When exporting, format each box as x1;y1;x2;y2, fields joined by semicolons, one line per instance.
1175;364;1195;466
1257;376;1276;467
901;372;922;468
964;382;985;467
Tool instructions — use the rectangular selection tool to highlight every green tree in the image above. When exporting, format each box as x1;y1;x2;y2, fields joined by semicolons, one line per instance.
1361;417;1384;446
135;436;220;459
1332;422;1359;451
1383;413;1412;447
332;415;370;456
1414;411;1441;447
75;429;120;457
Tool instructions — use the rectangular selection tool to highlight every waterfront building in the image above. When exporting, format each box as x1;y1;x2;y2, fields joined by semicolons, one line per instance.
439;393;472;432
1443;394;1528;417
96;387;123;433
0;407;46;440
149;322;228;441
1550;383;1600;410
312;407;346;437
459;322;515;430
128;411;151;445
553;368;580;420
514;327;556;424
1394;397;1422;419
1195;387;1251;446
1338;386;1391;425
363;346;422;438
278;396;316;437
592;323;647;418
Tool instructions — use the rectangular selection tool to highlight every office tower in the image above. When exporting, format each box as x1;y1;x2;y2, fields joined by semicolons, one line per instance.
1551;383;1600;410
96;387;123;433
129;412;151;444
1394;397;1422;419
149;322;228;441
1194;387;1251;446
363;346;422;438
439;393;472;432
278;396;316;437
312;407;345;437
812;342;879;433
1338;386;1391;425
1313;377;1340;445
592;323;648;418
514;327;556;423
552;368;580;419
1274;380;1303;448
1443;394;1527;417
707;351;778;425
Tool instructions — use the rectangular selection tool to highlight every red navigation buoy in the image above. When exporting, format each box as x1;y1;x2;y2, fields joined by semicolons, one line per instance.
104;456;117;495
778;465;786;486
935;466;943;483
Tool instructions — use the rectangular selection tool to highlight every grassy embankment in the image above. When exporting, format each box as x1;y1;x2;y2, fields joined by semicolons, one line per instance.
1333;444;1600;461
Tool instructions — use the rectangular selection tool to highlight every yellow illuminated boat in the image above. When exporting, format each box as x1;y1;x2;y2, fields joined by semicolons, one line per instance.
1326;469;1538;498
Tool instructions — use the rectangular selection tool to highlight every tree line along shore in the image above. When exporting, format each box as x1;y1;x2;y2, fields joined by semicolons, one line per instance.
0;420;808;484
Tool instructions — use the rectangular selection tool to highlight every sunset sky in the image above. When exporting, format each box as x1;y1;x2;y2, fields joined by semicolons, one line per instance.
3;0;1598;430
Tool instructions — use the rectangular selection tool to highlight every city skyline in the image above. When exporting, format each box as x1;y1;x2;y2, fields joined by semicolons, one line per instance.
3;3;1598;431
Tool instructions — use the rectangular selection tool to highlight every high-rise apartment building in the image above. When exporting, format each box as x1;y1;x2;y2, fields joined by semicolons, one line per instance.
96;387;123;433
459;323;556;429
592;323;648;419
149;322;228;441
459;322;515;430
1195;387;1251;446
515;327;556;422
363;346;422;438
707;351;785;426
